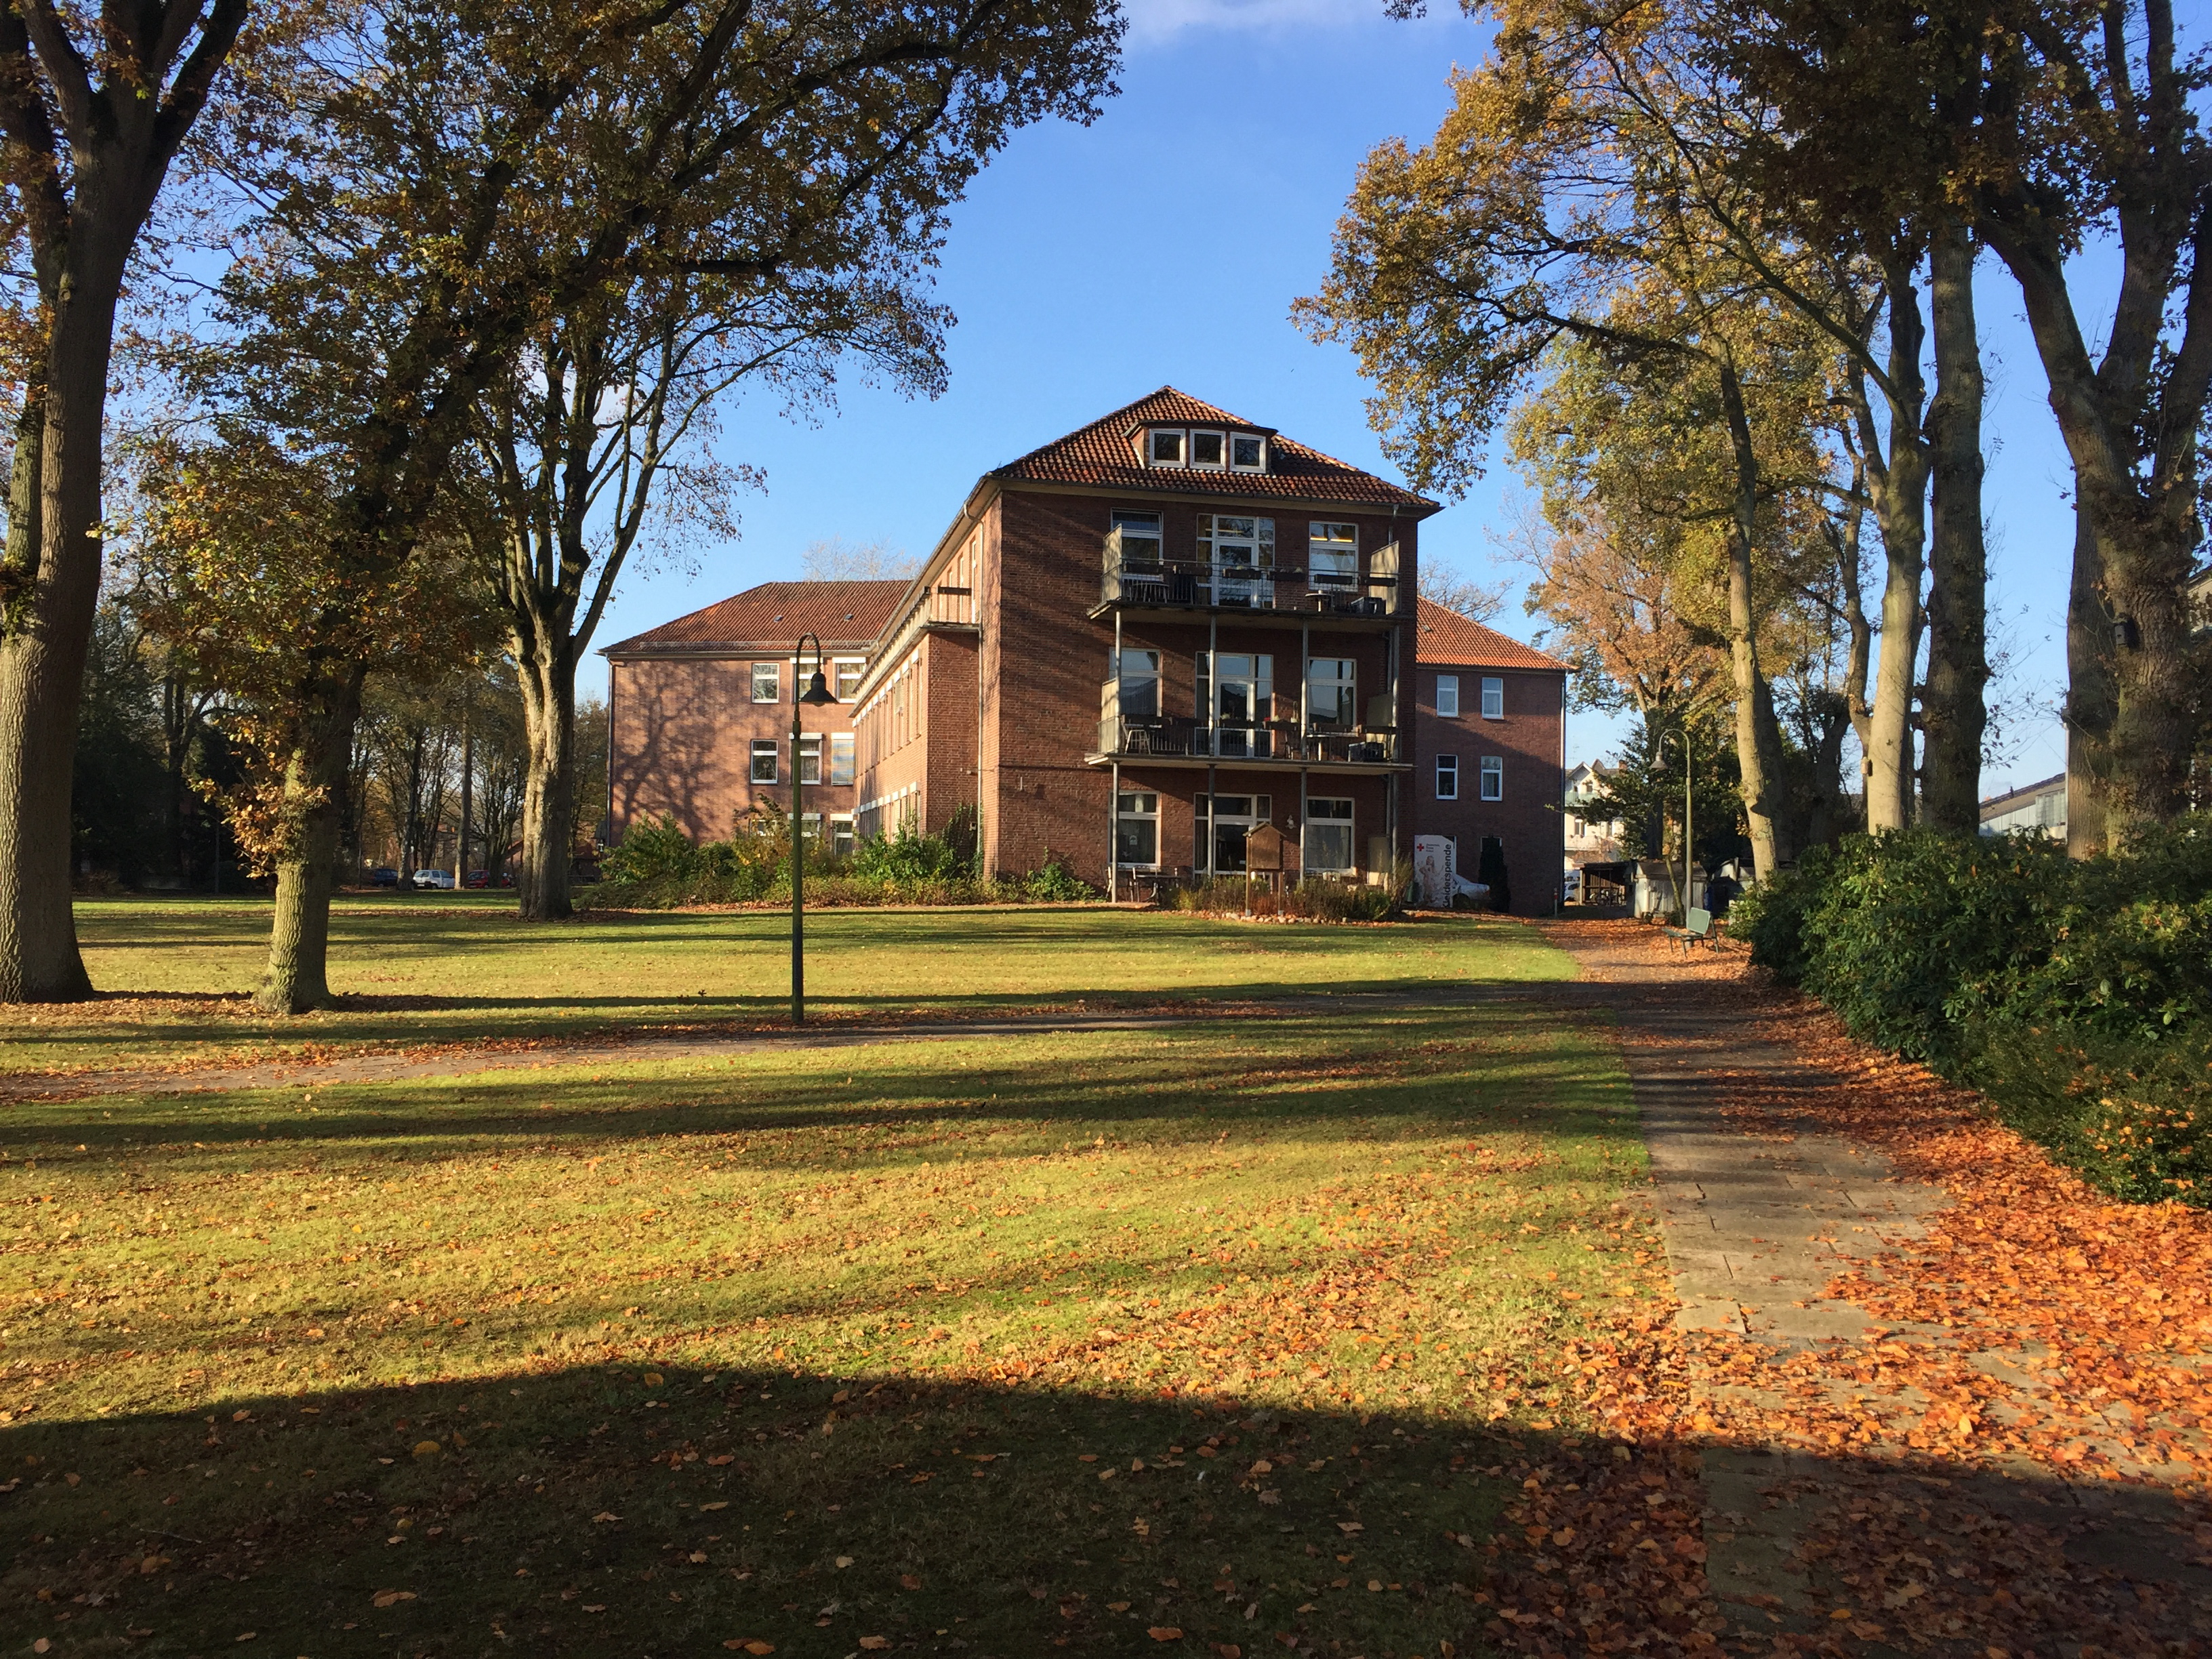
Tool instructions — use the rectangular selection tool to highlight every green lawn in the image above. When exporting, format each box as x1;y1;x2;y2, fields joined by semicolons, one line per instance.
14;901;1574;1080
2;908;1654;1658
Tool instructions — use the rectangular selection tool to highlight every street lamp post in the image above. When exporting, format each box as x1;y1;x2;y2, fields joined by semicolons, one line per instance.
1656;729;1693;924
790;633;838;1025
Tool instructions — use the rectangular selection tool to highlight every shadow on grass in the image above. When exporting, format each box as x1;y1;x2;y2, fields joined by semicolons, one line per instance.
5;1363;1527;1658
11;1365;2206;1658
9;1010;1624;1162
1;969;1578;1080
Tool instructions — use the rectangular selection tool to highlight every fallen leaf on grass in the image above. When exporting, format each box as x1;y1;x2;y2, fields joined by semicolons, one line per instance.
900;1574;922;1590
592;1511;621;1523
1149;1629;1183;1642
860;1640;893;1652
371;1591;415;1608
722;1643;774;1655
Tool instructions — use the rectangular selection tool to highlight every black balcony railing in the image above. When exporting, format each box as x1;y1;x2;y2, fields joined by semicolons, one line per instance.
1093;714;1398;764
1097;538;1399;618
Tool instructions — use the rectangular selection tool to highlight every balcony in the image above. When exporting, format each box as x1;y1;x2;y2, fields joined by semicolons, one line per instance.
1088;714;1405;771
1092;533;1402;628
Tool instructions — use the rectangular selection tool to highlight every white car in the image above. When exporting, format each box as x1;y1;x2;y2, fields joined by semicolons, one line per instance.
409;867;456;890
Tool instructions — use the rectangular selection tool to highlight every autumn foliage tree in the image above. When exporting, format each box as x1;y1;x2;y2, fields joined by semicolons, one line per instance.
1723;0;2211;850
461;258;944;925
0;0;254;1001
180;0;1122;1011
1295;13;1872;879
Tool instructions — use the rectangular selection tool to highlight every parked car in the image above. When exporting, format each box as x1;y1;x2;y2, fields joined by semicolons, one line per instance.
411;867;456;890
367;867;400;888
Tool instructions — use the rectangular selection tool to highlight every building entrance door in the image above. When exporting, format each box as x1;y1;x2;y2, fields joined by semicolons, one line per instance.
1200;653;1272;758
1198;794;1273;875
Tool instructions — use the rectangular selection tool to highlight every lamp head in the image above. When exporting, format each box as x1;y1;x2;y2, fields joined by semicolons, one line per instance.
799;668;836;707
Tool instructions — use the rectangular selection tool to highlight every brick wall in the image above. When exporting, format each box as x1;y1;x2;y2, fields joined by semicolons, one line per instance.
1409;663;1565;913
985;487;1420;886
855;629;979;840
607;655;862;844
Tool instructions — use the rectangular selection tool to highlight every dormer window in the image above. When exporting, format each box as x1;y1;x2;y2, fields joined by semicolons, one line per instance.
1190;430;1225;468
1231;434;1266;470
1147;428;1185;466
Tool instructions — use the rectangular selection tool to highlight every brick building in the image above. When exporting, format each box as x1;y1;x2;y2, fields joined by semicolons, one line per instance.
1407;600;1570;912
603;388;1570;907
602;581;904;855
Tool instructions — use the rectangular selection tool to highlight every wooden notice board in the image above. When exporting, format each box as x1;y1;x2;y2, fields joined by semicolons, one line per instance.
1245;823;1288;874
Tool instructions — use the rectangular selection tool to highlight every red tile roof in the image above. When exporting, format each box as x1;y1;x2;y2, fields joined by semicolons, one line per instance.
602;581;906;656
1416;598;1571;672
987;386;1439;512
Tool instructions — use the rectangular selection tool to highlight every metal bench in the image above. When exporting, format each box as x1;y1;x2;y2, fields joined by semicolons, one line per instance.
1664;906;1715;954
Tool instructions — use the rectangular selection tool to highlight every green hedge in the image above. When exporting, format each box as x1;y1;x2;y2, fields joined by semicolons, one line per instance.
590;814;1093;908
1738;820;2212;1206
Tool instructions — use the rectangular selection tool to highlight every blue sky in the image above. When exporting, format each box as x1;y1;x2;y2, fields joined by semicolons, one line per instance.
592;0;2085;795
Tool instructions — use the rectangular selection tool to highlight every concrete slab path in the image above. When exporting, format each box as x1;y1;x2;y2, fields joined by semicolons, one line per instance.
1538;918;2212;1654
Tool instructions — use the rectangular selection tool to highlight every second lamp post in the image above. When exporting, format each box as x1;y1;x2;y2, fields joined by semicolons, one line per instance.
789;633;838;1024
1655;729;1694;924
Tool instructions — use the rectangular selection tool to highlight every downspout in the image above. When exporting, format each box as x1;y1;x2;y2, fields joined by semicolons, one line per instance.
1112;607;1123;901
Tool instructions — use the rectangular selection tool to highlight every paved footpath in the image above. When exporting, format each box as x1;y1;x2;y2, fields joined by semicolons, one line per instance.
1538;920;2211;1653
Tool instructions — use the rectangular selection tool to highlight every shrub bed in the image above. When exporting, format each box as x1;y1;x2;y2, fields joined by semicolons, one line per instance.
1164;876;1401;922
1736;820;2212;1206
589;813;1094;909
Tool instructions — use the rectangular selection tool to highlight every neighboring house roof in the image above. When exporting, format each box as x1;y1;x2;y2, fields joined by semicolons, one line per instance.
1416;598;1572;672
602;581;906;657
987;386;1439;513
1979;772;2066;820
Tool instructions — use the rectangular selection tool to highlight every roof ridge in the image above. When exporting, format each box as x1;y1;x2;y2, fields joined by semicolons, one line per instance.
987;386;1244;477
981;387;1436;512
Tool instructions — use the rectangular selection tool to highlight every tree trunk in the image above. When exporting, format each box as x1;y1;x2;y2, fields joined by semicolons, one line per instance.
2083;485;2200;844
1921;222;1989;834
254;664;366;1014
2062;512;2113;855
516;629;578;922
1717;361;1795;879
1862;273;1931;833
0;251;130;1000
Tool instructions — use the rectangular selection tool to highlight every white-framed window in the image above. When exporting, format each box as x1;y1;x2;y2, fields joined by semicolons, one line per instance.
1197;513;1274;570
1435;754;1459;800
1231;433;1266;471
1148;428;1186;467
1116;791;1160;867
796;733;823;785
1308;521;1358;588
834;659;864;700
1481;676;1504;719
1189;429;1226;469
1304;796;1355;874
1111;648;1161;720
1110;508;1162;564
751;661;780;703
800;811;822;844
749;739;778;783
1480;756;1504;800
831;815;856;859
828;733;855;786
1307;657;1357;729
1435;674;1460;718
